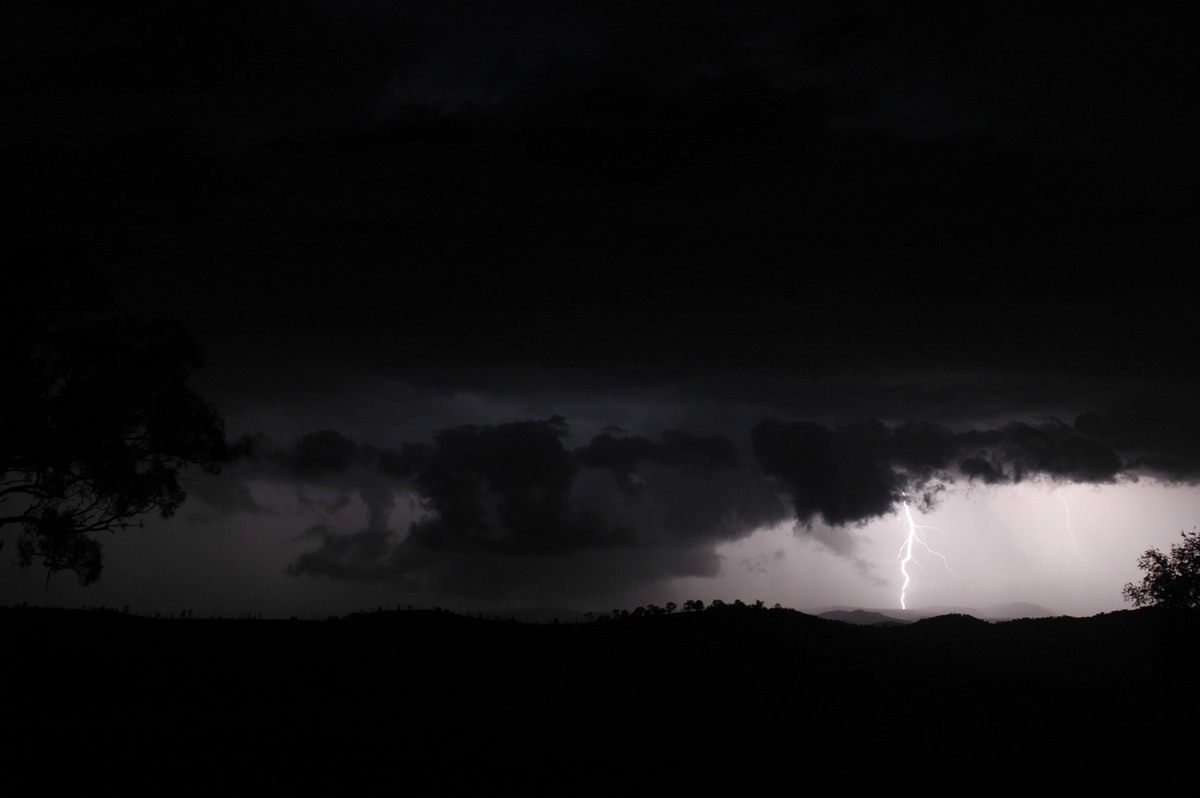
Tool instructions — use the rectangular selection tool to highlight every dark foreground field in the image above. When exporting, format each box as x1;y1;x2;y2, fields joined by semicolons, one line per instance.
2;604;1196;792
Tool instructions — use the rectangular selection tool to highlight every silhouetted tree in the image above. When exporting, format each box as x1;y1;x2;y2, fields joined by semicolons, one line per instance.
1123;529;1200;610
1;238;244;586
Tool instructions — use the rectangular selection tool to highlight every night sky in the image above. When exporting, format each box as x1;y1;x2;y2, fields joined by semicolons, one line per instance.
3;0;1198;618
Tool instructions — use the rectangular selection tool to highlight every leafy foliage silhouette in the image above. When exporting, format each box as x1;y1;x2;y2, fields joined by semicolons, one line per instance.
1;238;245;586
1122;529;1200;610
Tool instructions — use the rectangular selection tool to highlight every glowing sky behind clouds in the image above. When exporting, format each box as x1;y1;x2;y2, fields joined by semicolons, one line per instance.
700;481;1199;617
3;475;1194;619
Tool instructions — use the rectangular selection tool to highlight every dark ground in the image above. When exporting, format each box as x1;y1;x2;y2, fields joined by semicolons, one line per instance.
2;604;1196;793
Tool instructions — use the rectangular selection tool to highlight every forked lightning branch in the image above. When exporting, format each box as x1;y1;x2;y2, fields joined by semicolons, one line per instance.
897;498;954;610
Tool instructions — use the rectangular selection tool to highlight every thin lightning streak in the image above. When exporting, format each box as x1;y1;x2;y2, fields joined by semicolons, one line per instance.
897;497;954;610
1057;489;1086;568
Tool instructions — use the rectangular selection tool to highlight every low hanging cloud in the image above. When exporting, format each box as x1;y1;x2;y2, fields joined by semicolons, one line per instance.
752;398;1200;535
574;429;738;492
257;417;787;597
572;429;788;546
404;417;629;555
752;419;905;528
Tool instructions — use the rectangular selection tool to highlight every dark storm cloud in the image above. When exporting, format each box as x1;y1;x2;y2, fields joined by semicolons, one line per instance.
752;396;1200;534
791;2;1198;153
1074;398;1200;480
183;468;266;518
288;477;399;584
574;430;738;494
290;430;361;480
376;443;434;481
749;417;1124;528
954;422;1123;485
281;418;626;588
7;1;1196;389
752;419;925;530
259;416;785;593
2;0;415;146
404;417;627;555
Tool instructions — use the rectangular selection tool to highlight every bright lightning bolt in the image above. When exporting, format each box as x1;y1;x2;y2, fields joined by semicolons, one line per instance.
897;497;954;610
898;502;917;610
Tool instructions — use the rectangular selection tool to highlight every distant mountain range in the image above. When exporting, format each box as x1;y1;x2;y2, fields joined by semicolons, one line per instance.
814;601;1058;624
486;602;1060;625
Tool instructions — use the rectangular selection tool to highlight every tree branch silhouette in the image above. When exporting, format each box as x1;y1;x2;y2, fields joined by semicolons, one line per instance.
1;238;248;586
1123;529;1200;611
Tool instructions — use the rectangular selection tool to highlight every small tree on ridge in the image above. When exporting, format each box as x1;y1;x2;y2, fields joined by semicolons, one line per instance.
1122;529;1200;610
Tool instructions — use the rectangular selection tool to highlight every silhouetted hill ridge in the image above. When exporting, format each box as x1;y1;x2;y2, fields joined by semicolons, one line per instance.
818;608;908;625
2;604;1195;791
